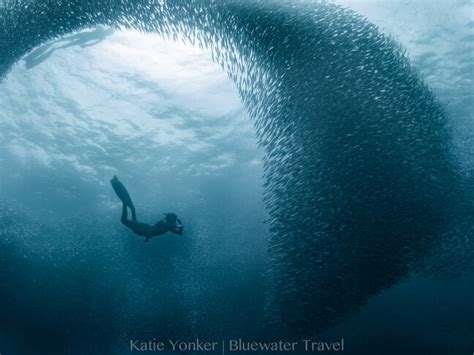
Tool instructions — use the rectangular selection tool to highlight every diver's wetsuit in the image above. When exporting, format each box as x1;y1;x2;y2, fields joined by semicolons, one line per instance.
120;203;183;238
111;175;183;240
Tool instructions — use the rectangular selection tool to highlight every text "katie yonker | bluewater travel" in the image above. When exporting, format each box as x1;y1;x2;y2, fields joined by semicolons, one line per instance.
129;338;345;352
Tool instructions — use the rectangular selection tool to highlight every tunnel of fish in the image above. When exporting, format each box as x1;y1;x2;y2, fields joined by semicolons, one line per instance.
1;0;472;338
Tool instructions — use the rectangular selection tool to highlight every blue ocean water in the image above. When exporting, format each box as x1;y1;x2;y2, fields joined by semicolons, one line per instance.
0;1;472;354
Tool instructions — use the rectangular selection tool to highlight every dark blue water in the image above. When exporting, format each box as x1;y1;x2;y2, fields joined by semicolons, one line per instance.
0;1;473;354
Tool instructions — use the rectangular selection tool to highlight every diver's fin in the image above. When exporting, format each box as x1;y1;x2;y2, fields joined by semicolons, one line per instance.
110;175;135;210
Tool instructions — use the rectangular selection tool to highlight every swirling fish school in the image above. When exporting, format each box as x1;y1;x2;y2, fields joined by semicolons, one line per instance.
0;0;470;337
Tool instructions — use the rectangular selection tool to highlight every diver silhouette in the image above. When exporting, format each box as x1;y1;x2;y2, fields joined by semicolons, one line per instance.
110;175;183;241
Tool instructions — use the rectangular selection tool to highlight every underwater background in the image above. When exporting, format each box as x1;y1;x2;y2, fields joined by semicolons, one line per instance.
0;0;473;354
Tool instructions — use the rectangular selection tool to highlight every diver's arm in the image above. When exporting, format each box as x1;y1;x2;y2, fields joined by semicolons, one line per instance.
145;219;183;237
148;221;168;237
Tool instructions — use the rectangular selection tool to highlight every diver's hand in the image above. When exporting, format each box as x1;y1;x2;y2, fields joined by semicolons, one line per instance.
145;236;151;242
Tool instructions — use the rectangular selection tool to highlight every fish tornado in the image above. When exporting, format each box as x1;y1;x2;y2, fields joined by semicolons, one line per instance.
1;0;472;336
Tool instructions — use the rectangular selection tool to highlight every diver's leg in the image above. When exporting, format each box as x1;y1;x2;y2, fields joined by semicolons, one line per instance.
131;207;137;222
121;203;127;221
121;203;130;226
120;203;143;234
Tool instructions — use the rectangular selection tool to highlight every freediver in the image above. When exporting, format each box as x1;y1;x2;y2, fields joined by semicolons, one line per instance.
110;175;183;242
